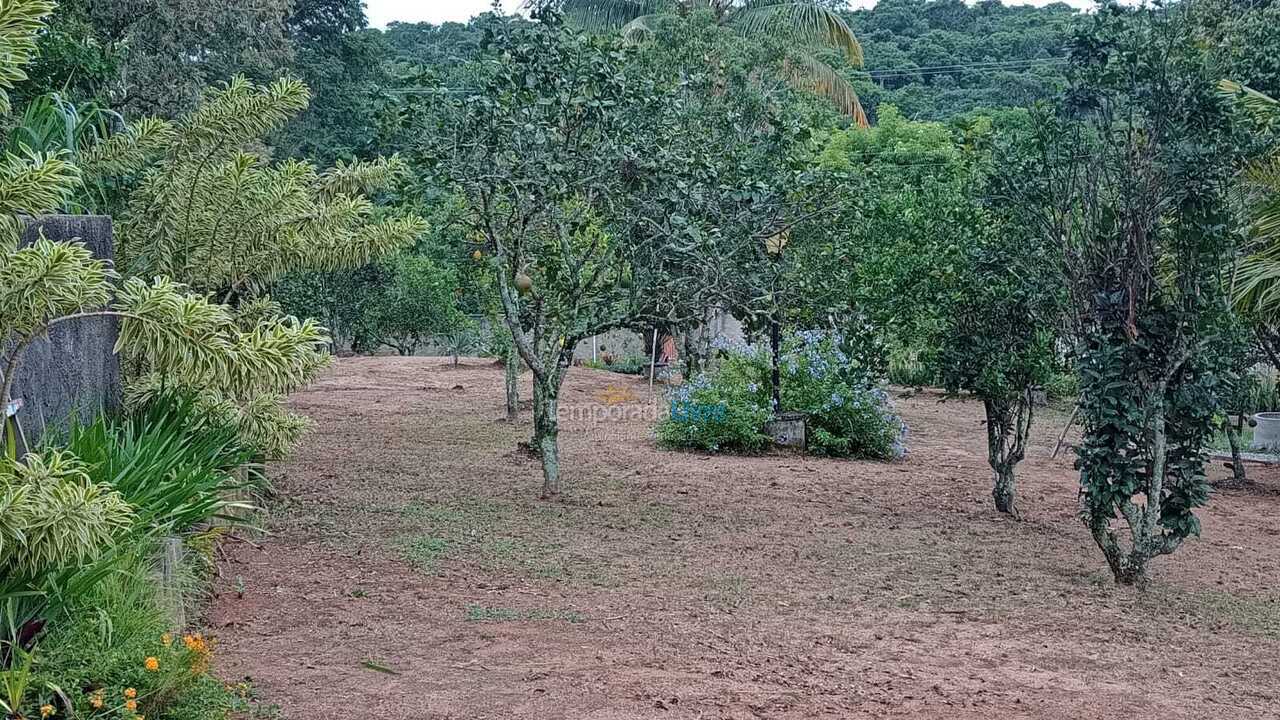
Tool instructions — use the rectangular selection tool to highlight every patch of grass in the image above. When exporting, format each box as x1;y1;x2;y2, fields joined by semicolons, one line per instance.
1180;589;1280;638
464;604;585;624
401;536;450;572
704;573;752;612
394;497;575;579
1208;426;1254;452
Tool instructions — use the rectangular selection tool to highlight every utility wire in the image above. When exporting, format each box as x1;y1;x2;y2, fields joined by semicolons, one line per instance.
856;58;1069;79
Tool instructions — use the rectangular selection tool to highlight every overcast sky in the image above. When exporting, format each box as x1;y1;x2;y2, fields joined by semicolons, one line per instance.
363;0;1095;28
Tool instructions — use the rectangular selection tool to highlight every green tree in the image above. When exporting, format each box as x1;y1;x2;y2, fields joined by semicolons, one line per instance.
425;12;735;497
548;0;870;123
937;152;1063;517
83;76;426;457
1024;3;1242;585
362;255;465;356
18;0;294;118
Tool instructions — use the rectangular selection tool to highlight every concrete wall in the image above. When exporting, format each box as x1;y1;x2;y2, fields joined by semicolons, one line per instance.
9;216;121;445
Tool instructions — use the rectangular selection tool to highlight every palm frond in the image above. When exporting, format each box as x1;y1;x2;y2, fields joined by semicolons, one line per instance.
620;13;661;43
732;2;864;67
1220;79;1280;128
782;53;868;127
1248;157;1280;242
1234;248;1280;319
546;0;672;31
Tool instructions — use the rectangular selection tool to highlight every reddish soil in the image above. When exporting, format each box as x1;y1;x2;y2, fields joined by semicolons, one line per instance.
209;356;1280;719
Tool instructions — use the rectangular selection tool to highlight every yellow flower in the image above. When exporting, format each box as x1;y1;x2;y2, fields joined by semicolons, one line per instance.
40;704;55;717
123;688;137;699
144;656;160;671
89;691;104;709
161;633;172;646
125;699;138;712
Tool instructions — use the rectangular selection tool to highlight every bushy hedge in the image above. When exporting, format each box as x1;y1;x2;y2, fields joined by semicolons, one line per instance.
658;330;907;459
1;397;268;719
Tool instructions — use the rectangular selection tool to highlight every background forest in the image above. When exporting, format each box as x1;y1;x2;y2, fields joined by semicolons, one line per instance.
12;0;1097;356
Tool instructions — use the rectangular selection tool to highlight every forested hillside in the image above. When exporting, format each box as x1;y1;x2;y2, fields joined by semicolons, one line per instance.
847;0;1080;120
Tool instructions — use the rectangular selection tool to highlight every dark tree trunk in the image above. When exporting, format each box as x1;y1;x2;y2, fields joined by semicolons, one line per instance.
505;342;520;421
1225;415;1248;485
770;318;782;413
983;389;1034;520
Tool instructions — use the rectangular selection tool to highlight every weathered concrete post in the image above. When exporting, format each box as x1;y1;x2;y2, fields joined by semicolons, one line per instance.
10;216;121;444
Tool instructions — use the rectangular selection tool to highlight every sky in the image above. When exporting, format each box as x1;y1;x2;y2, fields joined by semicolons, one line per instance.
363;0;1095;28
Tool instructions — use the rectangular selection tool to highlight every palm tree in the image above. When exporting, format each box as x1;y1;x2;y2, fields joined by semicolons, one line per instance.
541;0;869;126
1223;81;1280;315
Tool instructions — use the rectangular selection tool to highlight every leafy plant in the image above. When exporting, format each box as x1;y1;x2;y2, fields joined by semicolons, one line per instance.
79;76;426;458
27;552;235;720
659;331;906;459
1021;4;1242;584
65;397;253;535
657;365;772;453
547;0;869;123
424;12;727;497
0;0;52;116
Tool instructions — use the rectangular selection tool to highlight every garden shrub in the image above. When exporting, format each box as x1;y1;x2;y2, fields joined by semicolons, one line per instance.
2;396;260;717
65;396;253;534
658;330;907;459
27;552;239;720
656;369;772;453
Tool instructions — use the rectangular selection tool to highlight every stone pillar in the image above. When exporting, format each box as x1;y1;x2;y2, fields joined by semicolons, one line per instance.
9;215;121;444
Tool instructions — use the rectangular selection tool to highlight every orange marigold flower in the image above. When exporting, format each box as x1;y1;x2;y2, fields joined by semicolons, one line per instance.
123;688;137;699
183;633;210;655
40;704;55;717
144;656;160;671
89;690;104;709
125;699;138;712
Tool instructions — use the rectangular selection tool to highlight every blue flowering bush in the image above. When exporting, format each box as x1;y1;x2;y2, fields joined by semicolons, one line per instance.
656;352;772;452
657;330;907;459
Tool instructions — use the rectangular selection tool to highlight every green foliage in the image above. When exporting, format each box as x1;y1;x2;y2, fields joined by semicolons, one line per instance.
18;0;295;118
26;552;238;720
65;397;253;535
659;331;906;459
657;355;773;454
94;76;424;294
846;0;1079;121
0;449;132;582
1224;82;1280;317
0;0;53;115
1020;3;1244;583
77;75;425;457
423;12;729;495
367;255;465;356
555;0;869;122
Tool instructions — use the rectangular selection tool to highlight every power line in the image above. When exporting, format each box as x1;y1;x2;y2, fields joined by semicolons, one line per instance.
857;57;1070;79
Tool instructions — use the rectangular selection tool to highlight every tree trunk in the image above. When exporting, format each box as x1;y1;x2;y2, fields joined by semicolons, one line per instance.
769;318;782;413
1225;415;1248;485
983;391;1032;519
1087;384;1178;587
532;369;564;498
993;463;1018;516
504;342;520;421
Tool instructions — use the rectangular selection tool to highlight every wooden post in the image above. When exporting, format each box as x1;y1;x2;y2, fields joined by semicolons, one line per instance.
154;536;186;629
649;328;659;390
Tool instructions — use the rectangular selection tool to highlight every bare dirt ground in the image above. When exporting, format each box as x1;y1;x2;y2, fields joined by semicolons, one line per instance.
210;356;1280;719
